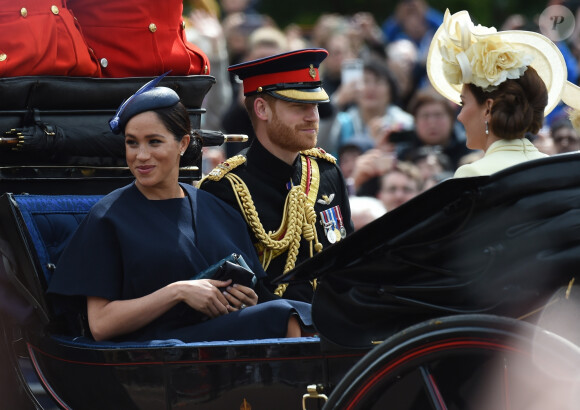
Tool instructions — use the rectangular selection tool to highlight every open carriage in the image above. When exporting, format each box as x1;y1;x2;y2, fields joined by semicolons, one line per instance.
2;75;580;409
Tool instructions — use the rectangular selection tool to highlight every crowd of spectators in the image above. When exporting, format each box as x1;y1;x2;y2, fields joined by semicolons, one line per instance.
186;0;580;229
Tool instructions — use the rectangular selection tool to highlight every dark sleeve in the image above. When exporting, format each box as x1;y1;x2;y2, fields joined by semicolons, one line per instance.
47;204;123;301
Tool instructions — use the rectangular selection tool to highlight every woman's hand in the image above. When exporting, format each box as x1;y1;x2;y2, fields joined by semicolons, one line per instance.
179;279;233;318
223;284;258;312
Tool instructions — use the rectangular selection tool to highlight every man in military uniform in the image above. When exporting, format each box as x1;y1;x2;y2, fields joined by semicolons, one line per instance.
199;48;354;303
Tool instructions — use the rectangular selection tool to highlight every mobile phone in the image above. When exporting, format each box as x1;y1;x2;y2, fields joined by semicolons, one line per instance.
341;59;364;85
388;130;416;143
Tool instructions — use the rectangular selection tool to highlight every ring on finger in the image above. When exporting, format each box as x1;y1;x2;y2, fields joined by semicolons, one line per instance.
240;303;246;309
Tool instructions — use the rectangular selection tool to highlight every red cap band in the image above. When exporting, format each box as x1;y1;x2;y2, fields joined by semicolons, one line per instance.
242;67;320;95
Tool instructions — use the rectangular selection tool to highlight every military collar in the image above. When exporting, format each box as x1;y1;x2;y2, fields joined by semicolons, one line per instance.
246;139;298;182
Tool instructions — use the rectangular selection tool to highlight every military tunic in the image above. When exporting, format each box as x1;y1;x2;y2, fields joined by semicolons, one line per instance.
199;139;354;303
67;0;210;77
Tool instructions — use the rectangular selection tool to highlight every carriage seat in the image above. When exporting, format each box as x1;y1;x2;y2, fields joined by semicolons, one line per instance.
0;193;316;347
14;194;102;287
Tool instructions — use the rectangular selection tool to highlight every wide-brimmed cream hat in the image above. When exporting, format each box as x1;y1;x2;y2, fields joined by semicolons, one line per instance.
562;81;580;131
427;9;567;116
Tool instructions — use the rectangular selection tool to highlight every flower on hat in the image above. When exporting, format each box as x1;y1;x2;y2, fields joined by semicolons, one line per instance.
569;108;580;133
438;9;533;91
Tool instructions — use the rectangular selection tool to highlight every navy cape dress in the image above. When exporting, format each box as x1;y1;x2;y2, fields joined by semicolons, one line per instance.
48;183;311;342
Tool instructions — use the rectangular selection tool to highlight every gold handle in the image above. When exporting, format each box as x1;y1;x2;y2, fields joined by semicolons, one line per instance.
302;384;328;410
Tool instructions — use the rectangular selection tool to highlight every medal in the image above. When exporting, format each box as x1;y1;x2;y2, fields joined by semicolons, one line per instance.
334;206;347;239
327;228;336;244
320;210;339;244
334;228;341;242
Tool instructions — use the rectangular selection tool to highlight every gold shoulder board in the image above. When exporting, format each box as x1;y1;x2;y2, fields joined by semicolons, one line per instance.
203;155;247;181
301;147;337;164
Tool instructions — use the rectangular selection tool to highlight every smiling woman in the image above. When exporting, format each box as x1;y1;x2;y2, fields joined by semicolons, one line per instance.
124;110;190;200
46;75;313;343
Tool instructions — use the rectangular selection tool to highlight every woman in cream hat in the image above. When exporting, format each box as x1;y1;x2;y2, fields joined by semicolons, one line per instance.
427;9;567;177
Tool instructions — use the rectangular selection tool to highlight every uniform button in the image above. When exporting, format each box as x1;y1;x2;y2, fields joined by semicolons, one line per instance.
204;65;208;74
100;58;108;68
149;23;157;33
0;54;7;62
51;5;59;15
20;8;28;17
181;21;186;29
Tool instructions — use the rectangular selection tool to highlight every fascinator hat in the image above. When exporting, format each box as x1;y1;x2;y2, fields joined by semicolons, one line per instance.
427;9;567;116
109;71;180;134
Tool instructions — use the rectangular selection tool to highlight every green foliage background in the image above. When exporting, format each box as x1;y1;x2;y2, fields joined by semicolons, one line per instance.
256;0;551;31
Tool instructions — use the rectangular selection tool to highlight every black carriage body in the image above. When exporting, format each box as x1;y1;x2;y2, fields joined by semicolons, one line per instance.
0;75;214;194
281;153;580;350
0;192;364;409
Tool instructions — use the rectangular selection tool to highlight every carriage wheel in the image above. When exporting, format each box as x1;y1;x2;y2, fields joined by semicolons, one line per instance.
323;314;580;410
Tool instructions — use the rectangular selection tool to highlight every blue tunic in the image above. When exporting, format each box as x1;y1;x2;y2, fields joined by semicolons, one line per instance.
48;183;311;342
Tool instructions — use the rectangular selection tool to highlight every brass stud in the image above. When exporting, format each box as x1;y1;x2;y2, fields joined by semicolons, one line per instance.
149;23;157;33
204;65;208;74
181;21;186;29
257;86;263;92
20;8;28;17
51;5;59;15
0;54;6;62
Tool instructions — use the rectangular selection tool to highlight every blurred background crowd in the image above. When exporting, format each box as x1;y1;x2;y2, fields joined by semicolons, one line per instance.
185;0;580;229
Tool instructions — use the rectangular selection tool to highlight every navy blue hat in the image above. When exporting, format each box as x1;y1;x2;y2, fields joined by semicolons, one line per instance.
109;72;180;134
228;48;330;103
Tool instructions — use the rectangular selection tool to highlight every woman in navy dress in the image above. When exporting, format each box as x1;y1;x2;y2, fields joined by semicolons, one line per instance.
48;76;311;342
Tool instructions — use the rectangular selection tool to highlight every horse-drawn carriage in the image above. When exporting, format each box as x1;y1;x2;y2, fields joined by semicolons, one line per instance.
1;75;580;409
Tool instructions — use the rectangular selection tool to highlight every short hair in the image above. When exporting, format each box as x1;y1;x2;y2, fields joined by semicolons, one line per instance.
550;116;576;135
243;93;278;129
466;66;547;140
363;58;400;105
407;88;456;119
381;161;423;191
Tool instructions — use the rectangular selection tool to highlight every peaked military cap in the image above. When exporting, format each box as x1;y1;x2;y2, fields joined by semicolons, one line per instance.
229;48;330;103
109;72;180;134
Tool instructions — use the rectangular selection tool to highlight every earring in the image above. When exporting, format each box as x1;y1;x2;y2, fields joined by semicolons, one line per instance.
485;120;489;135
180;152;184;157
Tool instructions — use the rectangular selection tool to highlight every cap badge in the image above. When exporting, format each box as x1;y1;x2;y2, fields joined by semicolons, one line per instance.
309;64;316;79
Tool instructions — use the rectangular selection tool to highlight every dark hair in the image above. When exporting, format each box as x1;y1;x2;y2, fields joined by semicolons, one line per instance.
154;102;201;162
550;117;575;135
154;102;191;141
407;88;456;119
466;66;547;140
363;58;400;106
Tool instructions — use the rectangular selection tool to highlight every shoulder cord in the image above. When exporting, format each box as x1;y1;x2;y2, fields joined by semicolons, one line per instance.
223;160;323;296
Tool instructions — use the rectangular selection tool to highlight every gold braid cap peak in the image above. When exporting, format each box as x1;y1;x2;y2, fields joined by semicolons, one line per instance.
301;148;337;164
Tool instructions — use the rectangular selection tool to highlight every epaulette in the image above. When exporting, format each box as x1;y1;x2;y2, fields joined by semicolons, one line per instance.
300;147;337;164
203;154;247;181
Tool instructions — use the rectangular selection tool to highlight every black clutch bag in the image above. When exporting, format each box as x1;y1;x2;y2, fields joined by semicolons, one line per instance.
195;253;257;289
